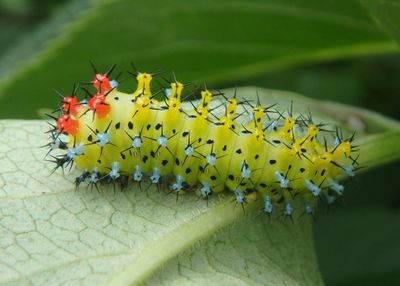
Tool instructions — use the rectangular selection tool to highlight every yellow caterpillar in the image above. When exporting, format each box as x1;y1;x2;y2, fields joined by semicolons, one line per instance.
47;64;359;216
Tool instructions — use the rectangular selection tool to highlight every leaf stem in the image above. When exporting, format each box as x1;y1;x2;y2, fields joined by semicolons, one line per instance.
355;131;400;172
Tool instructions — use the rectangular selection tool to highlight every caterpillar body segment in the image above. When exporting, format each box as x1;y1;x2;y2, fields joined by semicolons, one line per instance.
47;66;359;217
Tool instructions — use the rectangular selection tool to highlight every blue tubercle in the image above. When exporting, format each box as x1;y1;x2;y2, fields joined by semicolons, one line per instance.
304;179;321;196
150;167;160;184
170;175;184;191
263;195;273;214
200;183;211;197
234;188;245;204
108;162;120;180
133;165;142;182
283;201;294;216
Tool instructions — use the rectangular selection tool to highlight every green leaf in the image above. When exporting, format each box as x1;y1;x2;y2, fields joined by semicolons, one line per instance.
360;0;400;46
0;0;93;80
1;88;399;285
0;0;398;118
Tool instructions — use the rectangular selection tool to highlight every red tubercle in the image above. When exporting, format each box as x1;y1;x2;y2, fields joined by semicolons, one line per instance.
92;73;112;94
57;114;79;136
88;93;111;118
95;103;111;118
62;96;84;115
88;93;105;109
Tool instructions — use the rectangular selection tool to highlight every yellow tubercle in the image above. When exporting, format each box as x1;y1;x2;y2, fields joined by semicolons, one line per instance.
306;124;319;139
167;82;183;110
289;125;320;157
332;141;352;158
133;73;152;97
279;117;295;139
131;73;152;127
299;125;319;145
253;107;264;131
226;99;238;121
163;82;184;126
289;142;302;157
196;90;212;119
218;99;238;128
252;106;265;142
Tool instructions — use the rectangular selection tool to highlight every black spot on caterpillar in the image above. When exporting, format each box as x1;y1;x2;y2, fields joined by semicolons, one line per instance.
46;64;360;217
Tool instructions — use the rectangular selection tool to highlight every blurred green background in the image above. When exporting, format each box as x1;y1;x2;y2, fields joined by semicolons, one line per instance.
0;0;399;285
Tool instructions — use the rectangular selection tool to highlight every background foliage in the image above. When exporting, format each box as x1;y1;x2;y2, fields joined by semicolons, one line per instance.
0;0;399;285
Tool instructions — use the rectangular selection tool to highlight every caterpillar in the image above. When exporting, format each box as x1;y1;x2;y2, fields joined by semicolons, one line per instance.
46;64;359;217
